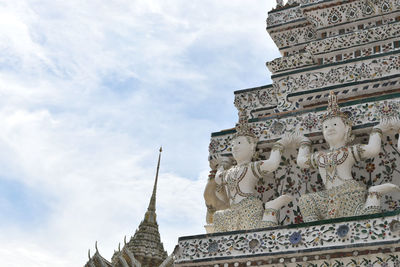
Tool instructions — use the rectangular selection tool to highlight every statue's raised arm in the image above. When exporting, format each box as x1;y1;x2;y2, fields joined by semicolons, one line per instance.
354;120;393;160
293;132;313;169
203;155;231;231
255;134;292;173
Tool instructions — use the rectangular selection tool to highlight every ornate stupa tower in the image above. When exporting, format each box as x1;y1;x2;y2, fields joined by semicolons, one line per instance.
173;0;400;266
123;147;168;267
84;148;171;267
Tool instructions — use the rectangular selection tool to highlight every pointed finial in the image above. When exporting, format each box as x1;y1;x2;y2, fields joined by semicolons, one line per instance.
234;108;257;139
327;91;339;115
124;235;127;245
88;249;91;259
118;243;121;252
321;91;351;125
144;147;162;222
95;241;98;253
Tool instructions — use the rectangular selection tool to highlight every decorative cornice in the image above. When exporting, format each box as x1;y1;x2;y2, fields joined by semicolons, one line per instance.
234;85;277;118
175;210;400;264
307;21;400;55
267;51;315;73
234;84;273;95
273;46;400;79
302;0;400;30
267;5;304;28
273;52;400;110
269;24;317;50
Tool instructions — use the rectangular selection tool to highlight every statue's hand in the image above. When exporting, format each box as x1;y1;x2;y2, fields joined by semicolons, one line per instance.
220;156;234;170
390;117;400;133
291;131;311;148
209;155;220;170
276;132;292;147
375;117;400;134
209;155;233;171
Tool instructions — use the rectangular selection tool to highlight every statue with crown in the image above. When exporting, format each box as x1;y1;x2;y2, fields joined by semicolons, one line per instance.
204;109;294;233
292;91;400;222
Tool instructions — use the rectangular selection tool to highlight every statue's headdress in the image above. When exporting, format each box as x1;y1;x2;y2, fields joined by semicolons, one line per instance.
321;91;351;125
234;109;257;139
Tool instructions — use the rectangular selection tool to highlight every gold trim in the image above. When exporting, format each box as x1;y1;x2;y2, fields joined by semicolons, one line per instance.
356;144;367;161
272;142;284;154
350;145;359;163
371;127;383;138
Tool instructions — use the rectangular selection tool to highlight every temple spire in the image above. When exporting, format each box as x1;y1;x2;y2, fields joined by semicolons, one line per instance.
124;146;168;267
144;147;162;223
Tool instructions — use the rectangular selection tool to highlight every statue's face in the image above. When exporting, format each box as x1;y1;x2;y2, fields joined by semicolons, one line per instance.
322;117;348;147
232;136;255;163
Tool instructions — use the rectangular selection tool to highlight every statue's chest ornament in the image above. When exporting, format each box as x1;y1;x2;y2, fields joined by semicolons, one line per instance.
225;165;252;200
317;148;349;183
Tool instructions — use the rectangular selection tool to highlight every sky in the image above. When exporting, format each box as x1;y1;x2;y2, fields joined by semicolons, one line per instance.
0;1;280;266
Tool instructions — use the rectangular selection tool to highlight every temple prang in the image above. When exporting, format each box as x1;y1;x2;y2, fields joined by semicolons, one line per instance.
176;0;400;266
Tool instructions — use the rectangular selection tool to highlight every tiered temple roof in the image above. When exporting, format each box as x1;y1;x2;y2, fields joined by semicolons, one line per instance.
84;148;170;267
124;148;168;267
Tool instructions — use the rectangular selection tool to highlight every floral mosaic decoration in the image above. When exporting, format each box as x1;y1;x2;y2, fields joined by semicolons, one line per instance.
176;212;400;263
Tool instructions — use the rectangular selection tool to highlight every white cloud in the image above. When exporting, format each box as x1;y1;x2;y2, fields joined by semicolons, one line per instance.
0;0;279;266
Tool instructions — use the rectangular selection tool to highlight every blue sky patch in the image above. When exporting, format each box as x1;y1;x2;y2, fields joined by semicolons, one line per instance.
0;177;51;228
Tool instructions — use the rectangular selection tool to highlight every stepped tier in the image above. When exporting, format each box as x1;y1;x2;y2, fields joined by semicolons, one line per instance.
175;210;400;266
267;0;400;55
